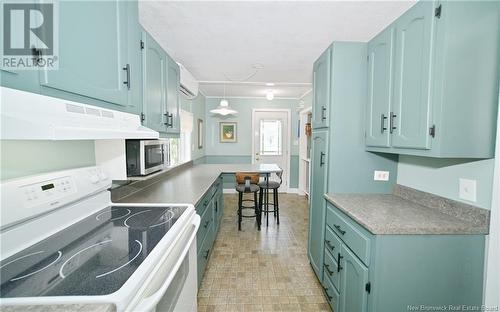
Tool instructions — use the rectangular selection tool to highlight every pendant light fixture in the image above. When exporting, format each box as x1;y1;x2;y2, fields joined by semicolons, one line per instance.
210;82;237;116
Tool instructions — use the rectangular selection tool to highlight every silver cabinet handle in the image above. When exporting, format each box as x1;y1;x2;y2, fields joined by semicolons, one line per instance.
380;113;388;133
321;106;327;121
123;64;130;90
163;112;173;127
390;112;397;133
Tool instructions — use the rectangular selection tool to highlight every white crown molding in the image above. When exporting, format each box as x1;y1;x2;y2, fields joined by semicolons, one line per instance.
299;89;313;99
198;80;312;86
205;95;301;100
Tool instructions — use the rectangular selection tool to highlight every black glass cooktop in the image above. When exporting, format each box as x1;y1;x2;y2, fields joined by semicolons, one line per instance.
0;205;187;298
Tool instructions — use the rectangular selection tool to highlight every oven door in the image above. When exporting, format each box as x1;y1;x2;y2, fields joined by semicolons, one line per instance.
141;140;166;175
125;215;199;312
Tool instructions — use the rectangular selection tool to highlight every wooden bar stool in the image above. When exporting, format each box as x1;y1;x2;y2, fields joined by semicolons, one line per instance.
235;172;261;231
259;169;283;227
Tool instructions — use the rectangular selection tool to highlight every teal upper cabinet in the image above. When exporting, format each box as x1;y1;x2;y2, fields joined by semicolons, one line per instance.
142;32;167;133
312;47;331;129
165;55;180;134
0;0;40;94
366;27;394;148
366;1;500;158
391;1;434;150
307;129;328;279
0;68;41;94
339;245;369;312
126;0;143;115
40;0;130;109
1;1;142;114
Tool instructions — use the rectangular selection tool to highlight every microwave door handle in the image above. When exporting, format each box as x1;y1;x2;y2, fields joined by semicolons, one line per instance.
131;216;200;311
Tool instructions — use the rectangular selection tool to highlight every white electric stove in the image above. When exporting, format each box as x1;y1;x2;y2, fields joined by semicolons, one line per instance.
0;166;200;312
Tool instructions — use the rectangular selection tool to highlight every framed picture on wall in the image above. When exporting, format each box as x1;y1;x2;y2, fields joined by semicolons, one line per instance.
219;122;237;143
197;119;204;149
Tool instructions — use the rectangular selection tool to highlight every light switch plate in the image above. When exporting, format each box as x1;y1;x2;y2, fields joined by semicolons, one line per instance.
374;170;389;181
459;178;477;202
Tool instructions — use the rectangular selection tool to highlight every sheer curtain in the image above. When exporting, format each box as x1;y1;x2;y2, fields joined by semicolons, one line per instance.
180;109;193;162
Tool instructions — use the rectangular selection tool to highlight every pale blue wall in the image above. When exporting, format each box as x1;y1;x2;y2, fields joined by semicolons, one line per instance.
397;156;495;209
204;97;301;188
180;93;206;161
1;140;96;181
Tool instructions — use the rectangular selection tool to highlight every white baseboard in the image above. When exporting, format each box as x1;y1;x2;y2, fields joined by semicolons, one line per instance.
287;188;302;194
223;189;238;194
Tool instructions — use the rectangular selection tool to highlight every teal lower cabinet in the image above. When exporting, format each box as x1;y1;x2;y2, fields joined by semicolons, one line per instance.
196;176;224;287
307;129;329;280
321;202;485;312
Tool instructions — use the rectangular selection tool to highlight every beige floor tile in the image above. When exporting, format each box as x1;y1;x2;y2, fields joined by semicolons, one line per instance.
198;194;329;312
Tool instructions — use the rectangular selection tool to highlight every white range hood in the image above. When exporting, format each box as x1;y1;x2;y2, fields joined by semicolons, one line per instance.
0;87;158;140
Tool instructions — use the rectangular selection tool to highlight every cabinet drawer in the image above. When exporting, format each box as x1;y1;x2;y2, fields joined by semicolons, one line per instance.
197;231;213;287
324;248;340;292
210;179;221;199
322;270;340;312
196;203;213;253
326;203;371;265
196;192;212;215
325;225;342;261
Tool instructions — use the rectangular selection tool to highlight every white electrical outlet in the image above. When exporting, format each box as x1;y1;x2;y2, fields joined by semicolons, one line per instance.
374;171;389;181
459;178;477;202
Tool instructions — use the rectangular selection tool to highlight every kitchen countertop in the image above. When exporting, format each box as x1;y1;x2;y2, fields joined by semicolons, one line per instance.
113;164;281;206
0;304;115;312
324;189;489;235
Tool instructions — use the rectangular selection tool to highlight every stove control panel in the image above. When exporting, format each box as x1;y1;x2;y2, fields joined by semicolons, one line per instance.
1;166;111;230
21;176;76;203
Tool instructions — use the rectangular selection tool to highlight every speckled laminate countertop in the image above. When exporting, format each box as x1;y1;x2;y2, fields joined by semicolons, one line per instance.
113;164;280;206
0;304;115;312
324;188;489;235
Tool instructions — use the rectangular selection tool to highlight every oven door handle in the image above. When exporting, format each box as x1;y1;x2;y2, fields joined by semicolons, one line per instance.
130;215;200;312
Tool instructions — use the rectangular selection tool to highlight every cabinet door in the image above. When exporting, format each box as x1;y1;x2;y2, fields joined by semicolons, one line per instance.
366;27;393;148
142;32;167;133
125;0;142;115
0;0;41;94
165;55;180;134
40;0;129;107
392;1;435;149
340;245;369;312
307;130;328;279
312;47;331;129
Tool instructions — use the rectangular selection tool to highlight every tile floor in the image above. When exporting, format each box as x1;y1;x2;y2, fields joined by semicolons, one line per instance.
197;193;330;312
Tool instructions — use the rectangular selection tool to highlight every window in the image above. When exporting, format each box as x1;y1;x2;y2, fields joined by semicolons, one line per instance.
260;119;282;156
167;110;193;167
180;110;193;162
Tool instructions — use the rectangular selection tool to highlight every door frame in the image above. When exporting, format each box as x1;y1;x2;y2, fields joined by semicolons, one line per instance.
251;108;292;192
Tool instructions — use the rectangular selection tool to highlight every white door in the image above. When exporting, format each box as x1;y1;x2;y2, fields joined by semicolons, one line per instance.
253;110;289;190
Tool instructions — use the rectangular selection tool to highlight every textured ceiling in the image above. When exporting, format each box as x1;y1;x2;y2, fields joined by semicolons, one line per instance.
139;1;416;98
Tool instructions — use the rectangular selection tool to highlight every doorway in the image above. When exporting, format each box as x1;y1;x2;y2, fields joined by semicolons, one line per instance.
252;109;291;191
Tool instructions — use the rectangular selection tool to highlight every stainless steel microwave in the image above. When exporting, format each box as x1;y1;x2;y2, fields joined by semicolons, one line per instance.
126;139;167;176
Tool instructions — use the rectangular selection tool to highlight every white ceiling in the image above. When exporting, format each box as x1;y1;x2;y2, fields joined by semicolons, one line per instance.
139;1;416;99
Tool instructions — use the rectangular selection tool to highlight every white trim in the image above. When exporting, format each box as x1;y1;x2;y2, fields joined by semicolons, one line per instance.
299;106;313;115
205;95;301;100
197;88;207;97
299;89;313;99
223;189;238;194
199;81;311;86
251;108;292;193
484;93;500;306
